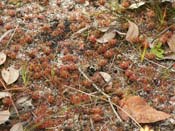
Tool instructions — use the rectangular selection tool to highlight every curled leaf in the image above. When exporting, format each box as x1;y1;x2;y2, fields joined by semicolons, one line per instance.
1;66;19;85
0;110;10;125
128;2;146;9
119;96;171;123
0;52;6;65
99;72;112;83
167;34;175;52
126;21;139;43
97;30;116;43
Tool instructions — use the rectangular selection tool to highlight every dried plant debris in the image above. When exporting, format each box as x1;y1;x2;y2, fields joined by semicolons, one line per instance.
10;122;23;131
0;110;10;125
125;21;139;43
1;66;19;85
119;96;171;123
0;52;6;66
0;0;174;130
167;34;175;53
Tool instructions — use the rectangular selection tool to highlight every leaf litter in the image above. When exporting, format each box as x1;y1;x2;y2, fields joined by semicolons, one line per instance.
1;66;19;85
0;0;174;131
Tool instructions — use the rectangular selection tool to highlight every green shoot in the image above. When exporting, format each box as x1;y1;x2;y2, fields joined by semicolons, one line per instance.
150;42;164;59
21;64;30;87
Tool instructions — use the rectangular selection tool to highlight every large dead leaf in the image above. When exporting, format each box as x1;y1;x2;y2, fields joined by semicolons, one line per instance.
0;110;10;124
10;122;23;131
1;66;19;85
96;30;116;43
0;52;6;65
167;34;175;52
119;96;171;123
126;21;139;43
0;92;11;99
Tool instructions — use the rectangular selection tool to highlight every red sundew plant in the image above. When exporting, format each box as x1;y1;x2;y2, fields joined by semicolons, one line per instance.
0;1;174;130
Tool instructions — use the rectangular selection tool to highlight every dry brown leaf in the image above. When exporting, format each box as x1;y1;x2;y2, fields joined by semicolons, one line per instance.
119;96;171;123
96;30;116;43
167;34;175;52
0;52;6;65
0;92;11;99
1;66;19;85
126;21;139;43
0;110;10;124
10;122;23;131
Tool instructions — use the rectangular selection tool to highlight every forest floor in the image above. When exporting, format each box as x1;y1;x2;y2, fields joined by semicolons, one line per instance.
0;0;175;131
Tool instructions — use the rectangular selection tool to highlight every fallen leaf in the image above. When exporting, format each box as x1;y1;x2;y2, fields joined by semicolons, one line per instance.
128;1;146;9
167;34;175;52
0;92;11;99
16;96;33;108
1;66;19;85
10;122;23;131
98;21;118;32
99;72;112;83
98;27;109;32
0;52;6;65
119;96;171;123
0;110;10;124
126;21;139;43
96;30;116;43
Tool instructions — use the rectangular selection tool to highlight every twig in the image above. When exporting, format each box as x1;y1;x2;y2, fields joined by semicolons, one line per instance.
90;118;95;131
151;24;174;45
108;97;122;122
71;25;91;38
78;67;109;98
5;24;19;48
0;29;14;42
3;87;29;92
65;85;142;128
144;57;175;72
78;67;123;122
0;79;19;117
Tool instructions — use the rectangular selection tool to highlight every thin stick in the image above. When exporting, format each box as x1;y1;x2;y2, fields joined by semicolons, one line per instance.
78;67;123;122
5;24;19;48
65;85;142;128
78;67;109;98
0;79;19;117
144;58;175;72
108;97;122;122
3;87;30;92
0;29;13;42
90;118;95;131
151;24;174;44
